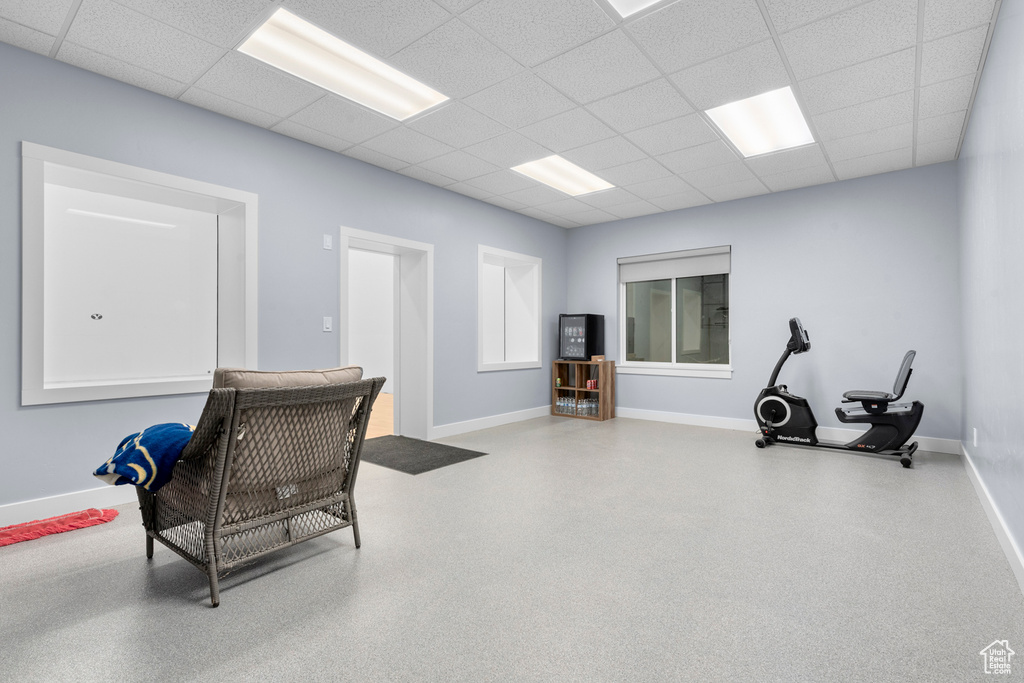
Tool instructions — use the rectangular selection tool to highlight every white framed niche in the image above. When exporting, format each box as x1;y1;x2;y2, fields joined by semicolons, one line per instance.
21;142;258;405
477;245;542;372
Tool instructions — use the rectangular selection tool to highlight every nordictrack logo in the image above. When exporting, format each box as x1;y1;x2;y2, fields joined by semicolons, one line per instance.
776;435;812;443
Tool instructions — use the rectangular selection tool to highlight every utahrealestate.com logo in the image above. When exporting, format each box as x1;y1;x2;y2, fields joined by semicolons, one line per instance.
980;640;1014;674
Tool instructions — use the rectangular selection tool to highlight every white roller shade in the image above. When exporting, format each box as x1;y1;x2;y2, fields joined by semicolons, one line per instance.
618;245;730;283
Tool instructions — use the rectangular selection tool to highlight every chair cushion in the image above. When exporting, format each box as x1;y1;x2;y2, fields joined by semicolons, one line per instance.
213;366;362;389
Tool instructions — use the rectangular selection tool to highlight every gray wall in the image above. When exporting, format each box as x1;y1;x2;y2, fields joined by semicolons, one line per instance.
566;163;962;440
0;43;567;507
958;2;1024;550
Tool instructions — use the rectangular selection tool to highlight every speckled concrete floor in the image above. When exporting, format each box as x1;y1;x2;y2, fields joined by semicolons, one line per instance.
3;417;1022;682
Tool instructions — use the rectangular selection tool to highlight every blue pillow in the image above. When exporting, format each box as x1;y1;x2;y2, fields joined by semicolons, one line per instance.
94;423;195;492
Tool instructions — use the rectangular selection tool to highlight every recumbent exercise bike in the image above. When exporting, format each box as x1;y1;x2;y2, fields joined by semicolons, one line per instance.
753;318;924;468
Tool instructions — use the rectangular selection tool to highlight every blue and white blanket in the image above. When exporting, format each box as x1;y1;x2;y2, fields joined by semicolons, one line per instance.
94;423;195;492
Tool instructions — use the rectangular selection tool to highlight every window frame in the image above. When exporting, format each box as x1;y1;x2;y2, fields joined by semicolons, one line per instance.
477;245;543;372
617;246;732;379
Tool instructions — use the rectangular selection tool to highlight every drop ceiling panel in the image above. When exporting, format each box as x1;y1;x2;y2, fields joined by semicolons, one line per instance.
562;137;648;171
463;168;538;195
761;0;865;33
917;111;967;145
407;102;508;148
627;0;771;74
623;175;697;200
599;158;673;187
534;29;661;104
272;120;351;152
759;164;835;192
578;187;641;209
702;178;769;202
649;191;712;212
0;19;54;55
832;146;913;180
823;123;914;161
744;144;829;176
504;184;568;206
288;95;397;145
560;207;618;225
464;131;554;168
923;0;998;41
399;164;456;187
361;126;456;165
670;40;790;111
537;197;598;216
342;145;410;172
390;19;523;99
657;140;740;175
604;199;662;219
112;0;273;48
586;79;695;134
920;25;989;86
811;90;915;141
179;86;280;127
483;194;528;211
65;0;224;83
446;182;495;201
285;0;450;58
798;48;916;116
625;115;719;156
780;0;918;80
417;149;501;181
464;71;575;129
460;0;614;67
193;52;323;118
916;138;959;165
57;41;186;97
1;0;75;34
918;74;977;118
681;161;757;190
518;108;617;152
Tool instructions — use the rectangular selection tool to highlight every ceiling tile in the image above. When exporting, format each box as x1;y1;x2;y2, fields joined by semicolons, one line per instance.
625;114;720;156
341;145;409;172
57;41;186;97
657;140;740;174
586;79;694;134
548;216;582;229
832;146;913;180
65;0;224;83
0;18;55;55
288;95;397;145
271;120;351;152
811;90;914;141
193;51;323;118
464;131;552;168
762;0;865;32
923;0;997;41
670;40;790;111
506;184;568;206
464;71;575;129
759;164;835;192
623;175;696;200
578;188;641;209
562;137;647;171
627;0;770;74
417;150;500;181
701;178;769;202
798;48;915;116
389;19;523;99
822;122;913;161
361;127;455;165
398;164;457;187
681;161;757;190
444;182;495;201
604;199;662;219
519;108;617;152
916;138;959;165
284;0;450;58
179;86;280;127
407;102;507;148
434;0;485;11
112;0;271;48
534;29;660;104
0;0;75;34
463;168;537;195
921;25;988;86
461;0;614;67
780;0;918;80
649;191;712;211
745;144;828;175
484;195;529;211
599;158;672;187
560;207;618;225
918;74;976;118
536;197;597;216
917;111;966;145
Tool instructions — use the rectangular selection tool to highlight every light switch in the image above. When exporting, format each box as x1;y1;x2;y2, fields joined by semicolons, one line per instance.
323;234;333;250
322;316;333;332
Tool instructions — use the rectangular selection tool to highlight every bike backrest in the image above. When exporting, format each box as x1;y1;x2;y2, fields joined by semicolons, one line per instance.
787;317;811;354
892;350;916;399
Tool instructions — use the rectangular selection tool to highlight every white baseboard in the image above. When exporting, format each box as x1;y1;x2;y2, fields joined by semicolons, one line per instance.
430;405;550;440
615;408;960;454
961;446;1024;597
0;485;137;528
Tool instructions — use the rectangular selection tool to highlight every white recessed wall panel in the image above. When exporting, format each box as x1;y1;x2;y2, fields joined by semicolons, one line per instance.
480;261;506;365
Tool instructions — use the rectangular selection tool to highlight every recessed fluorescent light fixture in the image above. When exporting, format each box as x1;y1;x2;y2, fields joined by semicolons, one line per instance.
511;155;614;196
705;86;815;157
607;0;668;18
238;8;448;121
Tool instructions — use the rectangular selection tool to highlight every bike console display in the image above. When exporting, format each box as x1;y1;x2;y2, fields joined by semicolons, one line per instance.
787;317;810;354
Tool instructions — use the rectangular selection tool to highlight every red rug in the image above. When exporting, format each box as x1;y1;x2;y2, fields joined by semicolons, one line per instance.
0;508;119;547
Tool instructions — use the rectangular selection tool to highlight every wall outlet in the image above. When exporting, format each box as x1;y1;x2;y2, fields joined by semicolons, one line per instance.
973;427;978;448
322;316;333;332
323;234;333;250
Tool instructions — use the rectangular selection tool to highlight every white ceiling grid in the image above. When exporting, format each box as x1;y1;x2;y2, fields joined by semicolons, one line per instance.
0;0;1001;228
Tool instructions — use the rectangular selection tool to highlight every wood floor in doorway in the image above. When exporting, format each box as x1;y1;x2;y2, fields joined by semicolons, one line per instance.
366;392;393;439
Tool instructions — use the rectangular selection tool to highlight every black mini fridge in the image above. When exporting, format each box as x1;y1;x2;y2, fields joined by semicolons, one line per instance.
559;314;604;360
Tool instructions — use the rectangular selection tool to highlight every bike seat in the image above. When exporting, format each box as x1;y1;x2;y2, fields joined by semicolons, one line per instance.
840;350;916;414
843;389;895;402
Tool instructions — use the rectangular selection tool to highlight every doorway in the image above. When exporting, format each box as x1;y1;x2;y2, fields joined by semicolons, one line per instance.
340;227;433;440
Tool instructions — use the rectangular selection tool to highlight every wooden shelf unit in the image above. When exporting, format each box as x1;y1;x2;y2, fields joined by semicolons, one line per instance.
552;359;615;421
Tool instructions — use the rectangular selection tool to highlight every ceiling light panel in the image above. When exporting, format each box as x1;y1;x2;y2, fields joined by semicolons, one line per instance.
511;155;615;196
238;8;448;121
704;86;815;157
606;0;667;19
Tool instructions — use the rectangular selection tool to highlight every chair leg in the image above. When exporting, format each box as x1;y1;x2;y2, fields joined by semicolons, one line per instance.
146;535;154;559
208;568;220;608
350;498;361;549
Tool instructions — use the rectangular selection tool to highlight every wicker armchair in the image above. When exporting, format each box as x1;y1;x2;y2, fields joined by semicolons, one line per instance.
136;373;384;606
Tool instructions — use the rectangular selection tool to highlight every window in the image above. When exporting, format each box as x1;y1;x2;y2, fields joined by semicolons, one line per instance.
618;246;731;378
478;245;542;371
